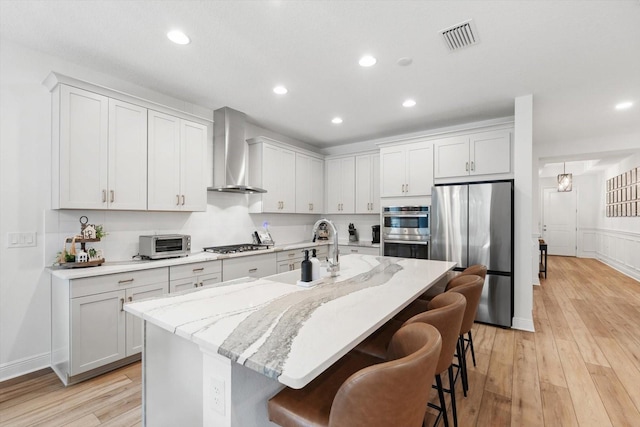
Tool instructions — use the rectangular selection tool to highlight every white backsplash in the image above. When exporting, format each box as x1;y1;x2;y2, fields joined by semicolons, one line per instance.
44;192;323;263
325;214;381;244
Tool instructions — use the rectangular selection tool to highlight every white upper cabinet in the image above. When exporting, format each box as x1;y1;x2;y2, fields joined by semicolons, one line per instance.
53;85;147;210
380;140;433;197
108;99;148;210
326;157;355;214
248;140;296;213
355;153;380;213
434;129;511;179
147;110;207;211
295;153;324;214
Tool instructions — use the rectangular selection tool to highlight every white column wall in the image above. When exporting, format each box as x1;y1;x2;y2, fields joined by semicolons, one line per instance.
513;95;534;332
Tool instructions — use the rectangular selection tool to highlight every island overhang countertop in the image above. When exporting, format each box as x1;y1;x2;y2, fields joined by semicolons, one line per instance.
125;254;456;389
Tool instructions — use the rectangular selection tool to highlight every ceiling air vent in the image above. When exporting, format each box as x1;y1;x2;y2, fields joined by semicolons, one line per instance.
440;20;479;52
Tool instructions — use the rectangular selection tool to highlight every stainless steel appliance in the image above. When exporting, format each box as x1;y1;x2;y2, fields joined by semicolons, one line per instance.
382;206;430;259
203;244;270;254
431;180;514;327
372;225;380;244
139;234;191;259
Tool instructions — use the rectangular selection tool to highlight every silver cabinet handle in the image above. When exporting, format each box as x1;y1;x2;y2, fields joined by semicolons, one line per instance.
120;298;125;312
110;190;114;203
102;190;107;203
405;184;408;193
193;282;199;288
181;195;185;205
199;281;204;287
465;162;469;171
193;267;204;273
288;253;295;257
351;249;358;253
471;161;475;171
176;195;180;205
128;296;133;302
249;268;258;273
118;278;134;284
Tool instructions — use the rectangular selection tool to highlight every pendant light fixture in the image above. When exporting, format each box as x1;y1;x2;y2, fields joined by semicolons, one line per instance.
557;162;572;192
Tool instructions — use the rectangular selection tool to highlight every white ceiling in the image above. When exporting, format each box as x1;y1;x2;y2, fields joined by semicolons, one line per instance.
1;0;639;149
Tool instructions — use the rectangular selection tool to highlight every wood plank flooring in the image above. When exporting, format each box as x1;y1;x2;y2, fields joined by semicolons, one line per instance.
1;256;639;426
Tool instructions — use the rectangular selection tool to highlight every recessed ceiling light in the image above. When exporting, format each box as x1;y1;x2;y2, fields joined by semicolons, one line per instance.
167;30;190;45
273;86;288;95
358;55;377;67
331;117;343;124
615;101;633;110
402;99;417;108
397;57;413;66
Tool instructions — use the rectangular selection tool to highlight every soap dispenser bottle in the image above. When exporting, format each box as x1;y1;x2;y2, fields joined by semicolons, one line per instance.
301;250;312;282
310;249;321;281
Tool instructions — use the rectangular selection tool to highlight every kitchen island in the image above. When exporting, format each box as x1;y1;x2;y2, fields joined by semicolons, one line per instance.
125;254;456;426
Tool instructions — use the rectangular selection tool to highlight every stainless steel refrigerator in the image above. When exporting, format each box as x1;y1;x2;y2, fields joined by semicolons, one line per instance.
431;180;514;327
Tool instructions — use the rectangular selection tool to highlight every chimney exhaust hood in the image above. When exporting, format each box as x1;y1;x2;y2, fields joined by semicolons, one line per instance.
207;107;266;194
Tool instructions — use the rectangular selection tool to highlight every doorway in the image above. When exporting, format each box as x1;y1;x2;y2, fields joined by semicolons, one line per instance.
542;187;577;256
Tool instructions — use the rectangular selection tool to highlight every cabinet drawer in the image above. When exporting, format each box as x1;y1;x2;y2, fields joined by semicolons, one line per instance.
277;249;304;262
71;268;169;298
339;245;380;256
170;260;222;281
222;253;276;281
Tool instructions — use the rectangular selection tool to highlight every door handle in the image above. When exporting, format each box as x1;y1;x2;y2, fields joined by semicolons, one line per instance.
118;278;134;284
465;162;469;171
128;296;133;302
181;195;185;205
102;190;107;203
120;298;125;312
193;267;204;273
176;195;180;205
249;268;258;273
471;161;475;171
110;190;114;203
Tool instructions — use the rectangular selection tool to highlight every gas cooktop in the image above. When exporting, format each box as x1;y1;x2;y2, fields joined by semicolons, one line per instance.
203;244;271;254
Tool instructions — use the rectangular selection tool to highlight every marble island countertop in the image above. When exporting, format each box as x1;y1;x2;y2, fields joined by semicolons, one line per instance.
48;240;330;280
124;254;456;389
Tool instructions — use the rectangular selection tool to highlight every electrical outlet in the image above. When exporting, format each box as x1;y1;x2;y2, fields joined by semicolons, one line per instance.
210;377;225;415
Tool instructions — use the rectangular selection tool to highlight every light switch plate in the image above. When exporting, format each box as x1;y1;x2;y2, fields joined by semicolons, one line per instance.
7;232;37;248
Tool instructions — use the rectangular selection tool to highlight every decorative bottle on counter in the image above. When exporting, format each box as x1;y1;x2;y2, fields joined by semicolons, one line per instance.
310;249;321;281
301;250;312;282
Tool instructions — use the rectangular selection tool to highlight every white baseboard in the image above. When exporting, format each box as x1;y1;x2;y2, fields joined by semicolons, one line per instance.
0;352;50;382
597;256;640;282
512;316;535;332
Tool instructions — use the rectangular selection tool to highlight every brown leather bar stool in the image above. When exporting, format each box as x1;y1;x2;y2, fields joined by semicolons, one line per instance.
394;264;486;323
418;264;487;302
355;292;466;427
268;323;442;427
446;275;484;397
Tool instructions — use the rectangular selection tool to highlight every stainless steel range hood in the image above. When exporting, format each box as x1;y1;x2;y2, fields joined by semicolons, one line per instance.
207;107;266;194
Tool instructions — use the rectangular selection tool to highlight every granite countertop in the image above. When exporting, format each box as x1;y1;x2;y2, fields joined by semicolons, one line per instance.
124;254;456;389
48;240;330;280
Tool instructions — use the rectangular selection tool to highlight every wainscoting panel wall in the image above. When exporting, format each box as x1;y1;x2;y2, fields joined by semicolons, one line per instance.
595;229;640;281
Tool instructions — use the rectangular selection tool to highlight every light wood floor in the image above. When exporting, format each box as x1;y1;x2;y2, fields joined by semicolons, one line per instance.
2;256;639;426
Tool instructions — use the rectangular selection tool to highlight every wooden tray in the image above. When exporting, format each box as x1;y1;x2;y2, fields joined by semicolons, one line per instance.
60;259;105;268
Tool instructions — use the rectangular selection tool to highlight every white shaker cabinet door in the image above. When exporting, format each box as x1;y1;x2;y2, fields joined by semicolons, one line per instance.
107;99;147;210
405;142;433;196
125;282;169;356
434;135;469;178
58;85;109;209
380;147;405;197
148;111;182;210
469;130;511;176
70;290;125;375
180;119;207;211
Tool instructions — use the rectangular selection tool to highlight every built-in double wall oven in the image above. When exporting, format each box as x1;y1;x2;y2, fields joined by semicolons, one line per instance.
382;206;430;259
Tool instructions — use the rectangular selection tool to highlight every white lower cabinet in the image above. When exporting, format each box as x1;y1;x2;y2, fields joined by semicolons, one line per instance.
222;253;277;281
52;267;169;385
169;261;222;292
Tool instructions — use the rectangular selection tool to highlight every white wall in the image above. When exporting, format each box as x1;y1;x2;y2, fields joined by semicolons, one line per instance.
0;40;318;380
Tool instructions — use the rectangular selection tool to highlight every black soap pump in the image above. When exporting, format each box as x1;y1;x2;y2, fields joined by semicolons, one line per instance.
301;250;312;282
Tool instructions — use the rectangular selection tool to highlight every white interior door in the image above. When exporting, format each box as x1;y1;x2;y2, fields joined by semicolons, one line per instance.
543;187;577;256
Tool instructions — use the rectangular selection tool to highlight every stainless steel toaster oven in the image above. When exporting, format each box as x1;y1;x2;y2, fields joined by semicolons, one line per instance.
139;234;191;259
